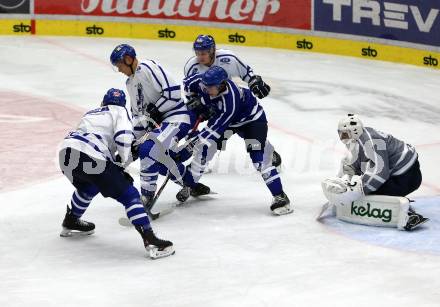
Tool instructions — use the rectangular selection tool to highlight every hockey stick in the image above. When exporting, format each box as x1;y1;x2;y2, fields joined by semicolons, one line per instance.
145;117;203;217
119;117;203;226
146;173;172;220
118;174;174;225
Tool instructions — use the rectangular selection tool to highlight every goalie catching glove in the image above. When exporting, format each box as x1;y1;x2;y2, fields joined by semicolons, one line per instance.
248;75;270;99
321;175;364;206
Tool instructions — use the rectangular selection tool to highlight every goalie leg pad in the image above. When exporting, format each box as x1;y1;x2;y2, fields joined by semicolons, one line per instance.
334;195;410;229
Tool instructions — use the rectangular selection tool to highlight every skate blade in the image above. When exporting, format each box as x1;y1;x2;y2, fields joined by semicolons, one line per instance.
118;217;132;227
60;228;94;237
408;217;430;231
272;206;294;216
147;246;175;259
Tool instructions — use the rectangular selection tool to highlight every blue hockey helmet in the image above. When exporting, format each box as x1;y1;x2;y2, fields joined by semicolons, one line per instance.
193;35;215;51
102;88;126;107
110;44;136;65
202;65;228;87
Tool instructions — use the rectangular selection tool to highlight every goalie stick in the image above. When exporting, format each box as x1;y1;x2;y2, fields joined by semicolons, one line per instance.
316;201;333;221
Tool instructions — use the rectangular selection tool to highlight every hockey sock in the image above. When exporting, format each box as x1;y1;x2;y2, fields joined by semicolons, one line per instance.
140;161;159;195
260;165;283;196
250;151;283;196
70;186;99;218
117;185;151;227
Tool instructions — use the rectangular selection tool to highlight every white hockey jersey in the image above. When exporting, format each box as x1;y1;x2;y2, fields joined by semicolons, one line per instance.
126;59;190;139
61;105;134;166
183;49;255;82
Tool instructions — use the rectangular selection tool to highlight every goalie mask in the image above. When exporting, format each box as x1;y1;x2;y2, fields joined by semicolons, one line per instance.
338;114;364;144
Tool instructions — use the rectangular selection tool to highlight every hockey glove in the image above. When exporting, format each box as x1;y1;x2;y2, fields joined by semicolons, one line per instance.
173;136;199;163
131;142;140;161
186;96;216;121
145;103;162;128
249;75;270;99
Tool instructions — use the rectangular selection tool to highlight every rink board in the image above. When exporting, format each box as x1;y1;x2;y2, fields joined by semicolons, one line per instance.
0;18;439;69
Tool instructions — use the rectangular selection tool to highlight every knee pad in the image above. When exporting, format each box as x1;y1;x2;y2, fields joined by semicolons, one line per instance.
116;185;141;207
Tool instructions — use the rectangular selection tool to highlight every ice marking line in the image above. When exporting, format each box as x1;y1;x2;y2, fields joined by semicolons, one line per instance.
268;122;314;143
416;142;440;149
0;90;84;192
36;37;109;67
0;114;50;123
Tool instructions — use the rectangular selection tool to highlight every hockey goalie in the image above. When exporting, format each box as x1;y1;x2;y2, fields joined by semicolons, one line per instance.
319;114;429;231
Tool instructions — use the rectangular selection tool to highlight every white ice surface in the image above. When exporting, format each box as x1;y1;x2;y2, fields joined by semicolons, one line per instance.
1;36;440;307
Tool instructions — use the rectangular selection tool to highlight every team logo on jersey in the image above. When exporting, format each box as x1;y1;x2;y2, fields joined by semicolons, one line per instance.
136;83;144;109
219;58;231;63
217;101;223;110
193;68;199;74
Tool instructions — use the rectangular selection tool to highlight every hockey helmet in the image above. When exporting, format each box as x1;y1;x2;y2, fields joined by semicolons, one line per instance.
338;114;364;144
102;88;126;107
193;35;215;51
202;65;228;87
110;44;136;66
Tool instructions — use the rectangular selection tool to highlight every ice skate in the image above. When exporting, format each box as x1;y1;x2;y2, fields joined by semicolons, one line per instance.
60;206;95;237
135;225;175;259
270;192;293;215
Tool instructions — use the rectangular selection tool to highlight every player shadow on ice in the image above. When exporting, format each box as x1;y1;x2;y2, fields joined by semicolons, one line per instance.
58;232;152;260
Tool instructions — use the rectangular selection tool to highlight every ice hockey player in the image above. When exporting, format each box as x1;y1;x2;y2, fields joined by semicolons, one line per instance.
110;44;191;210
184;34;282;168
321;114;429;231
184;34;270;99
58;88;174;259
174;65;292;215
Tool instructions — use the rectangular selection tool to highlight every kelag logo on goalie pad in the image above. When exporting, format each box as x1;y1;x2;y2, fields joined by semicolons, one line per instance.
351;202;392;222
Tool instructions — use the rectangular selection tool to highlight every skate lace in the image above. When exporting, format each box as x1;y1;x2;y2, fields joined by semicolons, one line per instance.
76;219;89;227
272;195;284;204
179;186;190;196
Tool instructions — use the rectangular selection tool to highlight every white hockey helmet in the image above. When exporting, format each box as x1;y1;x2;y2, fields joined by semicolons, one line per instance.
338;114;364;144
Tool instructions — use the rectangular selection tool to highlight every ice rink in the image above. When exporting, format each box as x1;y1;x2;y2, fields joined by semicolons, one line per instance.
1;36;439;307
